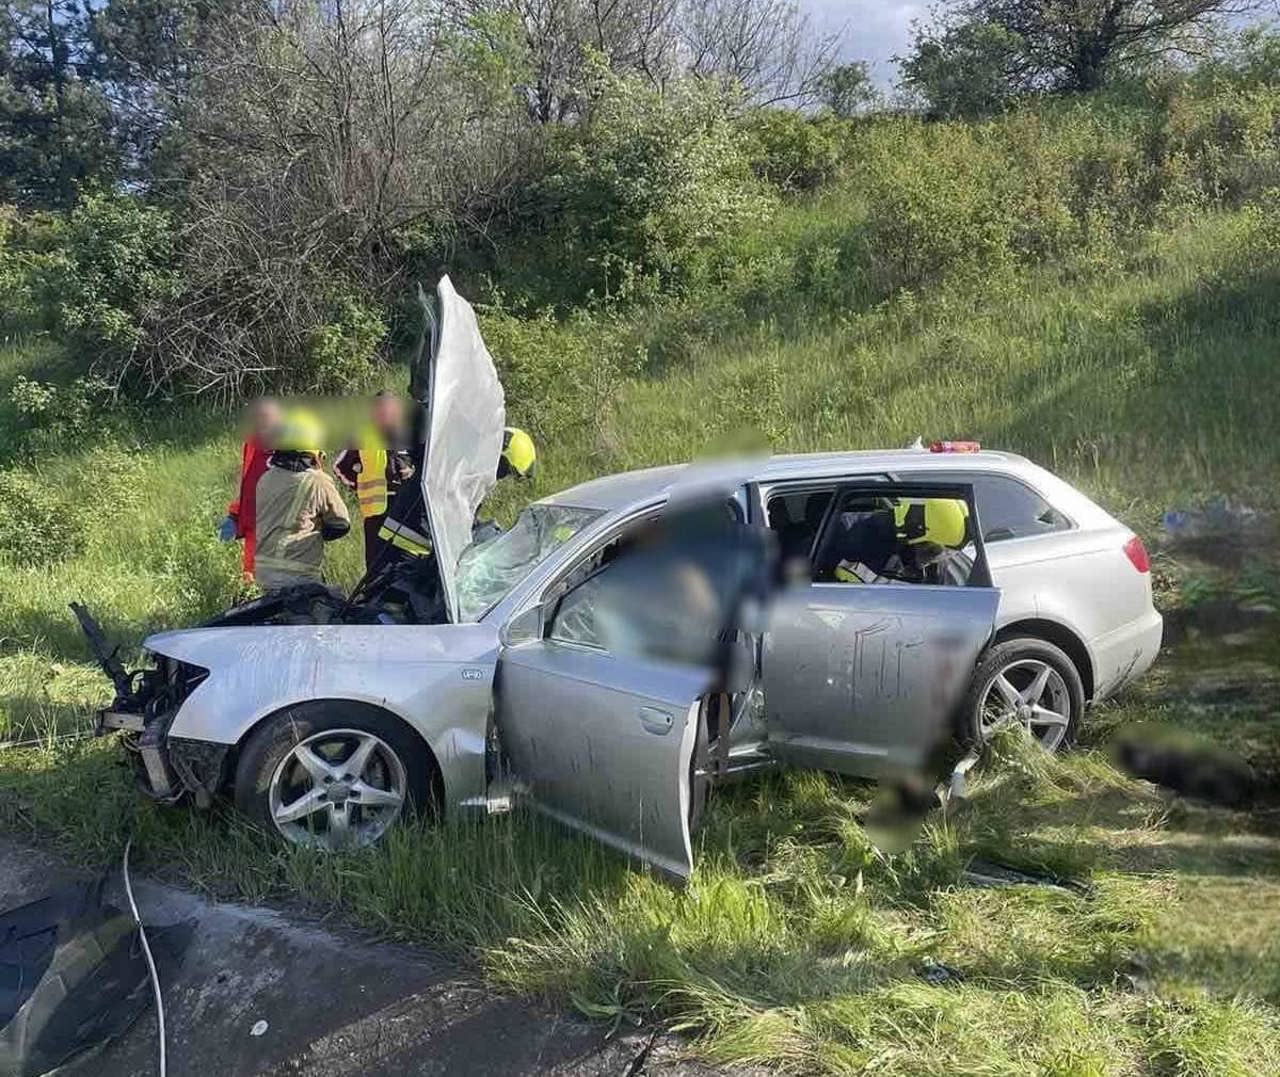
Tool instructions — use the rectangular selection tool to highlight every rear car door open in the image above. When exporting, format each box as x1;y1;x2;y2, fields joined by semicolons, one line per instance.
762;482;999;780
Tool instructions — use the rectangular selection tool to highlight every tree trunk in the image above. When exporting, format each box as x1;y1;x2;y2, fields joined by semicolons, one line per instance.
46;0;73;206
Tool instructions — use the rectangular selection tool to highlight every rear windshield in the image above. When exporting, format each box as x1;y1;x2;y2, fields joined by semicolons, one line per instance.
455;503;602;622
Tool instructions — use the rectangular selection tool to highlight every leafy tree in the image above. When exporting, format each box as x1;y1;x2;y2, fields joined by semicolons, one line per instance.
899;18;1032;118
534;60;773;295
818;61;877;118
902;0;1261;114
90;0;239;187
457;0;682;123
0;0;116;207
1197;21;1280;86
974;0;1259;92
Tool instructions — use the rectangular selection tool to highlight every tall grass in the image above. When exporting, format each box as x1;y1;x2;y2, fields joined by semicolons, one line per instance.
2;729;1277;1073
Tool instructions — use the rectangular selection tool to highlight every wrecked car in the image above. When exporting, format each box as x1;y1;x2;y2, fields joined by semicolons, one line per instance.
77;279;1162;877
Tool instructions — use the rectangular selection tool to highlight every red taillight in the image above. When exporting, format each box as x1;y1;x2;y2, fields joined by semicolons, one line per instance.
929;440;982;454
1123;535;1150;573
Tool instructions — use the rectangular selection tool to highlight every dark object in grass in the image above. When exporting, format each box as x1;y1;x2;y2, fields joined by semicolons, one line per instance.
0;877;190;1076
864;775;942;854
1111;722;1257;809
1161;499;1271;567
961;859;1087;895
919;956;965;985
70;601;133;702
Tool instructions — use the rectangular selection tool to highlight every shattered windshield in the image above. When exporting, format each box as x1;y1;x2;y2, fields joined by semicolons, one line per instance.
455;503;603;622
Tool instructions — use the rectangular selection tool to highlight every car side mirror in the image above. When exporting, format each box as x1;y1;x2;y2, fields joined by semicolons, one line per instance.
500;605;544;647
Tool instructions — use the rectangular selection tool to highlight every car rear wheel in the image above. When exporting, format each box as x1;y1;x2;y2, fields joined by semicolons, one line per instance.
963;637;1084;753
234;701;434;850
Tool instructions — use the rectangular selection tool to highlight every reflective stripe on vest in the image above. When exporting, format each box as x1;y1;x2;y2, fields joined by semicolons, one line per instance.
357;439;389;518
834;559;880;584
253;552;321;578
377;517;433;557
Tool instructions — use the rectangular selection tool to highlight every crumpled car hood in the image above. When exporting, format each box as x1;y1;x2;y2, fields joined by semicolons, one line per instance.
416;277;506;623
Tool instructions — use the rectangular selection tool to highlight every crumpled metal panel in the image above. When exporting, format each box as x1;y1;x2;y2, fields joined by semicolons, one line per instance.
420;277;506;624
150;622;502;810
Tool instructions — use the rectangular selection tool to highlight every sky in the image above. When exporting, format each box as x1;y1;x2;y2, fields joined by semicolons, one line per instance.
802;0;928;87
802;1;1280;89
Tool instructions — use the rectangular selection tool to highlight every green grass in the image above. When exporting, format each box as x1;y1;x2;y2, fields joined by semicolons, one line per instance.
1;199;1279;1072
2;716;1277;1073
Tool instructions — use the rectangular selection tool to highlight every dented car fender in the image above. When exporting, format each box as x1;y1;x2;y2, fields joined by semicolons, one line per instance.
146;623;501;807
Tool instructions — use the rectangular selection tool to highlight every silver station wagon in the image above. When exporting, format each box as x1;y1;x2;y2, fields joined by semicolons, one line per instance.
85;281;1162;878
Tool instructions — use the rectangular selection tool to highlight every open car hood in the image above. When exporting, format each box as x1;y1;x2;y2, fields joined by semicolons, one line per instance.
412;277;506;623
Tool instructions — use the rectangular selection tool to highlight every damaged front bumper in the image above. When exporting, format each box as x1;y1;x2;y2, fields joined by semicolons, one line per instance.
73;602;228;806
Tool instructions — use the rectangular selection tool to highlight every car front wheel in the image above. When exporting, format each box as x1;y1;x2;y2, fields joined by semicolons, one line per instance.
962;637;1084;753
234;701;432;850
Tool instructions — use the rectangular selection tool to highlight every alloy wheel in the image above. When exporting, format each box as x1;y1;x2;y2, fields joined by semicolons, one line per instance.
977;657;1072;752
268;728;407;849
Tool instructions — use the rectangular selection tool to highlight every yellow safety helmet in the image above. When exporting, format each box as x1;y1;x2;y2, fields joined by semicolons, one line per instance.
893;497;969;548
275;408;325;455
499;427;537;479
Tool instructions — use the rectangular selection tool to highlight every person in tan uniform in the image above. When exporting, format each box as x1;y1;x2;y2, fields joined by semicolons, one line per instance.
253;409;351;591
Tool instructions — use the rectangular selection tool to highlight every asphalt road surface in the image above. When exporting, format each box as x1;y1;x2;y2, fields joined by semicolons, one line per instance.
0;836;729;1076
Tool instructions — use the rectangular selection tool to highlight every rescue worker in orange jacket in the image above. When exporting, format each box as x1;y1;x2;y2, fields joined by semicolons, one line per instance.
333;391;415;573
218;397;282;579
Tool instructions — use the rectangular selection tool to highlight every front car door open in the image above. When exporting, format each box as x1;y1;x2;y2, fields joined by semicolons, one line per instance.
763;482;1000;780
494;550;717;879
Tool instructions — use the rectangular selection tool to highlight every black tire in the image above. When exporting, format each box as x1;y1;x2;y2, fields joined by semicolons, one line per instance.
233;700;437;844
960;637;1085;753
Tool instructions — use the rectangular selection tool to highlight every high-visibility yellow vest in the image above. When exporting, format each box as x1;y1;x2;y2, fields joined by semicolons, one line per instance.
377;516;432;557
356;433;388;519
834;559;880;584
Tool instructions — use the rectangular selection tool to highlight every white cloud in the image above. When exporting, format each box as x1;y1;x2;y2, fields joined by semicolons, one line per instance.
802;1;930;86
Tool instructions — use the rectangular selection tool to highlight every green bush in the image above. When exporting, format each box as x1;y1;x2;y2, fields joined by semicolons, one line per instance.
849;83;1280;294
532;61;774;299
0;206;43;332
8;375;114;455
854;118;1026;290
303;293;388;393
0;192;180;362
0;469;86;566
35;191;179;355
479;301;641;456
1155;84;1280;209
742;110;848;192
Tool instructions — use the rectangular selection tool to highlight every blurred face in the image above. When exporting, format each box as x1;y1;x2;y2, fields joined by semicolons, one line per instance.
372;395;404;437
250;399;282;444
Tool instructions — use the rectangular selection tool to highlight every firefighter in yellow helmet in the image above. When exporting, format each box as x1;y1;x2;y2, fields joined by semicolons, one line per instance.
374;427;536;564
252;409;351;591
816;496;970;585
496;427;537;480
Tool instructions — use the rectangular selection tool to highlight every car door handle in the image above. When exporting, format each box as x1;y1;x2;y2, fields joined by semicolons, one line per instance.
637;707;674;736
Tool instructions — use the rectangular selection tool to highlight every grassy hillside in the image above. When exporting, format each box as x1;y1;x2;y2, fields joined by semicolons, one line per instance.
1;201;1276;687
2;88;1280;1073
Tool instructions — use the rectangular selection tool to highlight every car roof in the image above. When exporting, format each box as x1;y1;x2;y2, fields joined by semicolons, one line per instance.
539;449;1038;512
